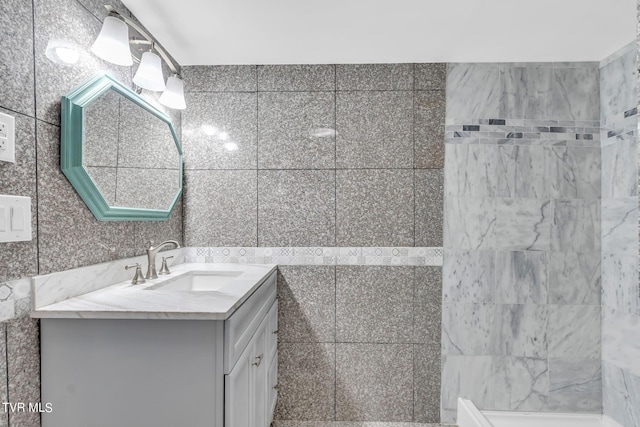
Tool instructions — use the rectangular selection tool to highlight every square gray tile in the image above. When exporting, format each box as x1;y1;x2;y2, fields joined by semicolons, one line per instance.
496;146;549;198
551;199;600;253
441;303;498;356
446;65;501;119
497;304;548;358
443;197;496;250
443;250;495;303
493;357;548;411
548;305;601;359
336;64;413;90
184;170;257;246
445;144;497;198
602;360;640;427
548;147;601;199
495;251;548;305
415;169;443;247
336;170;414;247
275;343;335;421
278;266;336;343
601;197;637;255
258;92;335;169
182;65;257;92
336;343;413;421
7;315;40;427
0;109;37;282
548;251;600;305
36;122;136;274
336;266;413;343
601;135;638;198
496;198;551;251
414;344;441;423
415;91;445;169
258;65;335;91
415;64;447;90
336;91;413;168
34;0;132;125
182;92;257;169
414;266;442;345
499;67;552;120
549;67;599;121
549;358;602;412
600;48;637;119
258;170;335;246
0;0;35;117
441;355;495;412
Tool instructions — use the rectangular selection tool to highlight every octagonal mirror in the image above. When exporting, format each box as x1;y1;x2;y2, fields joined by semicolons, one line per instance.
61;73;182;221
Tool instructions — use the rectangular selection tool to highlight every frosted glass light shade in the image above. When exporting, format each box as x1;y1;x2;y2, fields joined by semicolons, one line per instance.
91;16;132;66
159;76;186;110
133;52;166;91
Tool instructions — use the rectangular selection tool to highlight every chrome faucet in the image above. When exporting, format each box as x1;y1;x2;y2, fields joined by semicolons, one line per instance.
145;240;180;279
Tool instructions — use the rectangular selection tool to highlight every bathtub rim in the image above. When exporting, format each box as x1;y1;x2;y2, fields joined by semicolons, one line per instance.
456;397;624;427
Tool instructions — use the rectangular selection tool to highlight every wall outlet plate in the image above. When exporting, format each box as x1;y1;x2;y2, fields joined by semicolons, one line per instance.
0;112;15;163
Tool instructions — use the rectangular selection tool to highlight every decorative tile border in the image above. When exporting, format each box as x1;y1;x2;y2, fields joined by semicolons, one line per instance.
601;109;637;146
185;247;443;266
0;278;32;322
445;118;600;146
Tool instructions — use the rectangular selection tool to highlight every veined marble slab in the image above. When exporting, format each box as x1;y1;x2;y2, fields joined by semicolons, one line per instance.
602;307;640;377
31;263;276;320
32;248;185;309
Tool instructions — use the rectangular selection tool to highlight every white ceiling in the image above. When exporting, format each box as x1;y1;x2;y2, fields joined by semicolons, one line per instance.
121;0;636;66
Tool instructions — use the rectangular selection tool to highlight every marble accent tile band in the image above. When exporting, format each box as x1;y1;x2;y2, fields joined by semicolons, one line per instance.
185;247;444;266
445;119;601;146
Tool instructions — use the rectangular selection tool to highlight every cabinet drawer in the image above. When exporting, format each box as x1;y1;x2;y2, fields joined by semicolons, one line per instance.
224;271;277;373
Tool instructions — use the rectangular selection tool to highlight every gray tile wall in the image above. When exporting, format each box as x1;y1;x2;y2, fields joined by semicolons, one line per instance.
442;62;603;423
0;0;183;425
182;64;446;422
600;41;640;427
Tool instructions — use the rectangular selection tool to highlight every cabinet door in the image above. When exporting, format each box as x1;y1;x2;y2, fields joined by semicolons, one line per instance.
267;351;278;422
225;346;251;427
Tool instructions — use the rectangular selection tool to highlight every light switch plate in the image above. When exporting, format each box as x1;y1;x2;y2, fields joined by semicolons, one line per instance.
0;195;31;242
0;112;15;163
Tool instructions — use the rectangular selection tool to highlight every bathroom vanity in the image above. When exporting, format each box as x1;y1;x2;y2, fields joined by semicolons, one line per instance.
32;263;278;427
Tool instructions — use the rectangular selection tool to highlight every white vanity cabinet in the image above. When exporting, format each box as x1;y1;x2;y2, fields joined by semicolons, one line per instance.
39;269;278;427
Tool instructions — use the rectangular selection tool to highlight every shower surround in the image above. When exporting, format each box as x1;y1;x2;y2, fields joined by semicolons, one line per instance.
443;61;603;422
443;44;640;426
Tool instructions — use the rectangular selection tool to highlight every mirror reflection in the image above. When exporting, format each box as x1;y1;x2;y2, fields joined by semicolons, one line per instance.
82;88;180;211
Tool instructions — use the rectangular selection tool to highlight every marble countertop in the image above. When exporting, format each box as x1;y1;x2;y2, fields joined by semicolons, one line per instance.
31;263;277;320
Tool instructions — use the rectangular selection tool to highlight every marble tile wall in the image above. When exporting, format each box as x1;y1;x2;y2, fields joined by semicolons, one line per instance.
443;62;603;423
181;64;446;422
0;0;183;425
599;42;640;427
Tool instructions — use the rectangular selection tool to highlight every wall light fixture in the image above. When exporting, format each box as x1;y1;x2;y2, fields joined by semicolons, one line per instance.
91;5;186;109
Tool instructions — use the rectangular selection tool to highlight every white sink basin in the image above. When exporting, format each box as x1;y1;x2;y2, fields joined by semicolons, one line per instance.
146;271;243;292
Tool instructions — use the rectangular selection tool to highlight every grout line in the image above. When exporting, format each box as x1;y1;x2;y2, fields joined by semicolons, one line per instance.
256;66;260;247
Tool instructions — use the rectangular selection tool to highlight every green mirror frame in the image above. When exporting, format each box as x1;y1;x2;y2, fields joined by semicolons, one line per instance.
61;73;183;221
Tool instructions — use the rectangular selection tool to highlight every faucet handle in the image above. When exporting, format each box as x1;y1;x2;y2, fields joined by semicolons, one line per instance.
159;256;174;275
125;263;146;285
